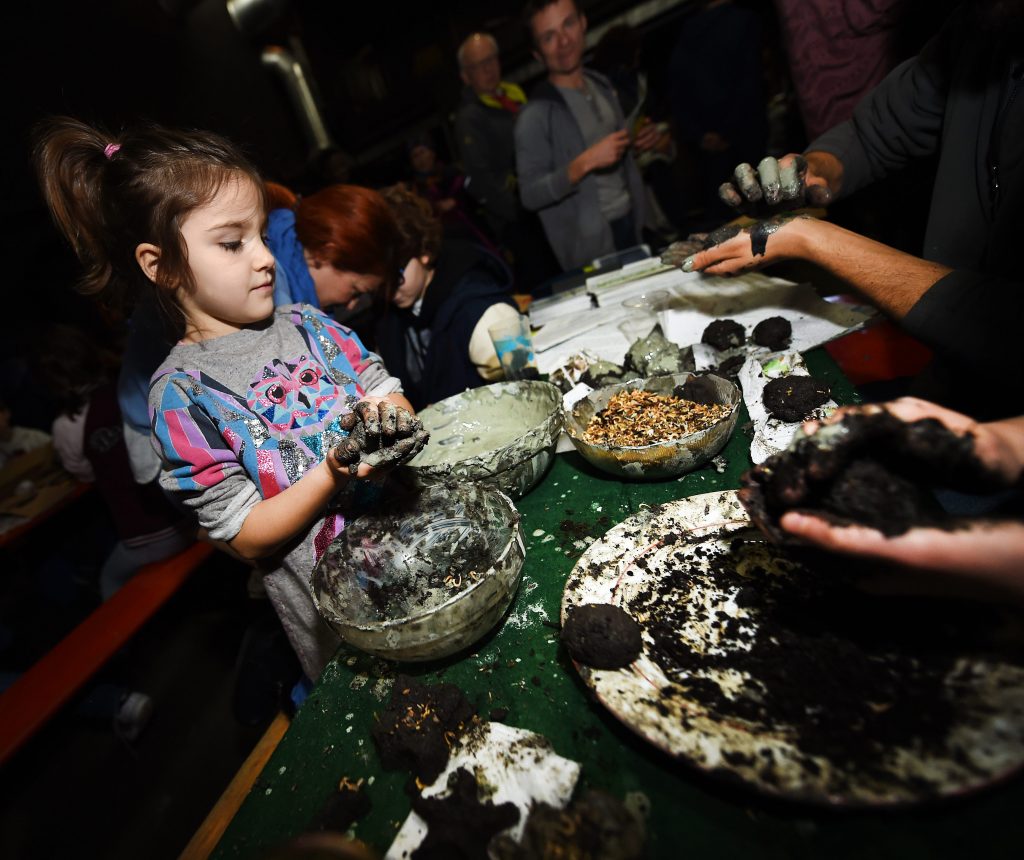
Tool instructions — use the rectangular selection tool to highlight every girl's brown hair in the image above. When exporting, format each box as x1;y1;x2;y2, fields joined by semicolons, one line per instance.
33;116;267;331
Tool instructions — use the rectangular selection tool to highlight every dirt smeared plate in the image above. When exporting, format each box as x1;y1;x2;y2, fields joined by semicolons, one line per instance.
560;490;1024;804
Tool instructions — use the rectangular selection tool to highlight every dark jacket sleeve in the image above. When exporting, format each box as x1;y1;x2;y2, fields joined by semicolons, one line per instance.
904;268;1024;371
455;104;519;224
808;10;959;198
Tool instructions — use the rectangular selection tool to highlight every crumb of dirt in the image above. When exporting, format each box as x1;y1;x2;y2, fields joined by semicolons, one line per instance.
751;316;791;350
490;789;645;860
562;604;643;669
702;319;746;351
738;411;1001;541
762;375;830;422
410;768;519;860
371;675;477;783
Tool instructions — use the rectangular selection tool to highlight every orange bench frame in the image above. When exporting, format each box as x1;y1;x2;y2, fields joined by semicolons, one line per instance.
0;541;214;765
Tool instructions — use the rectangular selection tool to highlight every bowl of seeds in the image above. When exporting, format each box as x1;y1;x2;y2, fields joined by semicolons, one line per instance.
311;482;524;661
563;373;741;480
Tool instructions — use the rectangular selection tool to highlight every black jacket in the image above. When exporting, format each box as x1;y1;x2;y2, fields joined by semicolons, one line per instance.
375;239;515;410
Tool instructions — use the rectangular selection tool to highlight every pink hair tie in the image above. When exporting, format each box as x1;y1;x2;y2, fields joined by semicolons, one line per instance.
104;143;121;160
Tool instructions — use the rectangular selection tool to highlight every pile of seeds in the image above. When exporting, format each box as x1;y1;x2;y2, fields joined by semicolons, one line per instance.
581;389;730;447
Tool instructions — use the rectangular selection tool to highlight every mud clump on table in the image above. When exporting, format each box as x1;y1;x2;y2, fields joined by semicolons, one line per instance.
307;777;372;833
371;675;477;783
702;318;746;351
751;316;792;350
410;767;519;860
562;604;643;669
740;411;1003;541
762;375;830;422
491;789;645;860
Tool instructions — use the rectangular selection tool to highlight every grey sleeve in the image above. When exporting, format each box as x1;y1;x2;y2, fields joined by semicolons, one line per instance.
357;350;405;397
150;375;261;542
515;103;577;211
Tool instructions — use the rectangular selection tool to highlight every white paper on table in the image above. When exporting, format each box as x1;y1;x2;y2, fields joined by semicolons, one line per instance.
739;351;838;464
661;276;874;355
556;383;594;453
531;304;630;353
534;272;874;376
386;722;581;859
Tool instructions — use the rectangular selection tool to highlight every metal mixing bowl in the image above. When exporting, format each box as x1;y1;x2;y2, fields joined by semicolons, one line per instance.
311;483;524;661
563;373;741;480
402;381;563;499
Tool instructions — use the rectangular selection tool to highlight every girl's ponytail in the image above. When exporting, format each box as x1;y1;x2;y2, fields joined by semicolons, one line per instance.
33;117;121;298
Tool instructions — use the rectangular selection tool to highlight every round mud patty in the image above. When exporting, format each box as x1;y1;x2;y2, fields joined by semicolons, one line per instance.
751;316;792;350
702;319;746;351
762;375;830;422
562;604;643;669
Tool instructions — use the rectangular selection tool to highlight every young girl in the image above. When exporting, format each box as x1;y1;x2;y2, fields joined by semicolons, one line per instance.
34;117;426;680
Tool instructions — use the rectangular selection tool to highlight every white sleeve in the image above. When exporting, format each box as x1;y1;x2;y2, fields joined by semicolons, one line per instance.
51;409;95;483
469;303;523;381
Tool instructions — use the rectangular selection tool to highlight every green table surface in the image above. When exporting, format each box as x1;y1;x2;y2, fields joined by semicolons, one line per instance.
213;351;1024;859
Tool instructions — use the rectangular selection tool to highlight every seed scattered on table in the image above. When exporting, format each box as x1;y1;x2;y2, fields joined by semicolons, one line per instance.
582;389;730;446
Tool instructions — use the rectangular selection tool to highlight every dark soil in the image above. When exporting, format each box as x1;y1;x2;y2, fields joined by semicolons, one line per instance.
676;374;725;406
762;375;830;422
702;319;746;351
739;412;1002;541
491;789;645;860
371;675;477;783
628;535;1007;780
307;780;372;833
562;604;643;669
714;354;746;380
410;768;519;860
751;316;792;350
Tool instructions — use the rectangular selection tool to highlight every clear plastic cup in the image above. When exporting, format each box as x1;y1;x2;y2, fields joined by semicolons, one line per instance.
488;314;539;380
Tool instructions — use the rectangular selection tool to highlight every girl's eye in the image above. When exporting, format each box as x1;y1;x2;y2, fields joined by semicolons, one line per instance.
221;241;243;253
261;233;270;246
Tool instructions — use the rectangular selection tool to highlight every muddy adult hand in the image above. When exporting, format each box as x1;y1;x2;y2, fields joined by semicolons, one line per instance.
779;514;1024;598
669;214;813;276
801;398;1024;488
719;153;833;210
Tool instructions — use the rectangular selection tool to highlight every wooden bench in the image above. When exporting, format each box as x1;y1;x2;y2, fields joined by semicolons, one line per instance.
0;540;215;765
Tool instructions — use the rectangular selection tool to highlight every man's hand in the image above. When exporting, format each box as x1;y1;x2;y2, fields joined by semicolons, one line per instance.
780;513;1024;601
666;213;816;275
718;152;838;210
802;399;1024;487
569;130;630;183
632;119;663;153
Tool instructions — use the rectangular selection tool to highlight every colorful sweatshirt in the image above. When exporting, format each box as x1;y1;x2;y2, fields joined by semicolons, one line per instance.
149;304;403;678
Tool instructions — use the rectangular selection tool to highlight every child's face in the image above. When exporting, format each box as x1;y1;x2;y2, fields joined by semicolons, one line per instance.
176;177;275;341
392;256;432;309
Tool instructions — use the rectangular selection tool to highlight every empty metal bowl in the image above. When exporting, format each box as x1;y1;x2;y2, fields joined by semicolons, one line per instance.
402;380;563;499
311;483;524;662
563;373;741;480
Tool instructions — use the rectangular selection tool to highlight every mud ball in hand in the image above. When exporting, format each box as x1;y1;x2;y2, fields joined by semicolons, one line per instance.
751;316;792;350
762;375;830;423
701;319;746;351
562;604;643;669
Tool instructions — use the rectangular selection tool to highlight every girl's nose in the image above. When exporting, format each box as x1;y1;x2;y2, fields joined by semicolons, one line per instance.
255;240;275;270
